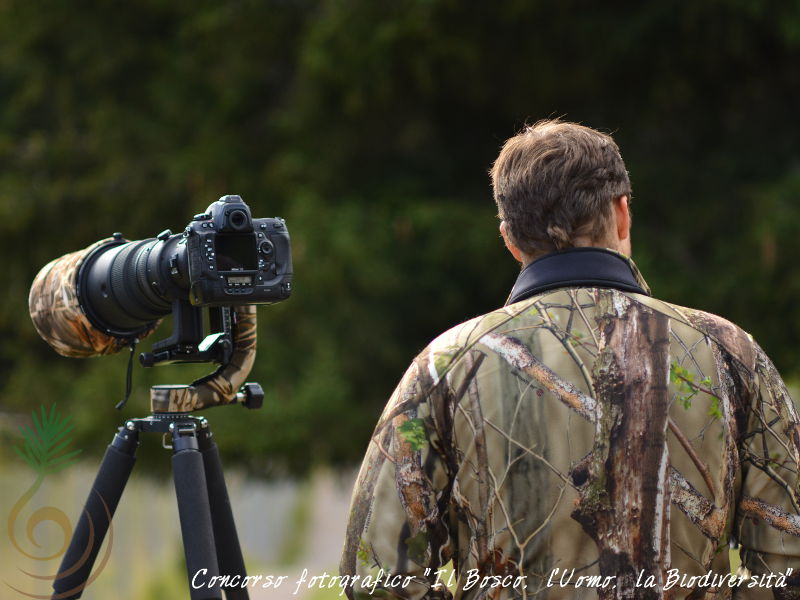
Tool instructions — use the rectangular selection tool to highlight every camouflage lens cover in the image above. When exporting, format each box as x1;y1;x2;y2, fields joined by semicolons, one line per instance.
29;238;160;358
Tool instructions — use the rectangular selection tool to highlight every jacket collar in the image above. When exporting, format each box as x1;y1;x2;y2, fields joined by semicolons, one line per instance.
506;247;652;306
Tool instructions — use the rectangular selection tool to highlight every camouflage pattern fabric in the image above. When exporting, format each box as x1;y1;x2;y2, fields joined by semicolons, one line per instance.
28;238;159;357
341;255;800;600
150;304;257;413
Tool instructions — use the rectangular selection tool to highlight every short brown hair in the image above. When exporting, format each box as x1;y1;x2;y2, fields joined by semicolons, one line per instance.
490;119;632;257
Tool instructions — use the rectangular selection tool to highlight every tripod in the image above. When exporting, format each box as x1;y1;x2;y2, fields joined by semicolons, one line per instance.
51;410;252;600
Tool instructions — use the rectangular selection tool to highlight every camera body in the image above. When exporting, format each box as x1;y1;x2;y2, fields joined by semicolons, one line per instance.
185;195;292;306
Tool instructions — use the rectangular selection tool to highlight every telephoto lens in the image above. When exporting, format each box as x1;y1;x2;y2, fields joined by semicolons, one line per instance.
77;231;188;337
29;195;292;358
28;236;164;358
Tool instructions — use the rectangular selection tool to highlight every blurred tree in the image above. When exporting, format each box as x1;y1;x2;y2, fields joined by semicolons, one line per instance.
1;0;799;473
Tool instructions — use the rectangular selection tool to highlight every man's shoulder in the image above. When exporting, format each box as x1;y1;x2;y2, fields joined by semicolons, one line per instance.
430;305;524;348
422;291;760;380
417;303;530;384
633;293;758;372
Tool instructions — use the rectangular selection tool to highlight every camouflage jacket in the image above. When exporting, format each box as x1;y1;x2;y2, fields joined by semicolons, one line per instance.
340;248;800;600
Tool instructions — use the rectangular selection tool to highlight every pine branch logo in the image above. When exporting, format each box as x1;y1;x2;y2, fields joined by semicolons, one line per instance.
5;404;109;598
13;404;81;476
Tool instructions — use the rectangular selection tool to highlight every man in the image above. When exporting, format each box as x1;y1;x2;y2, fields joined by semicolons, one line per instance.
340;120;800;599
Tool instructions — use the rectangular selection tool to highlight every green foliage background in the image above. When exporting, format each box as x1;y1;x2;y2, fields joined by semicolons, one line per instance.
2;0;800;474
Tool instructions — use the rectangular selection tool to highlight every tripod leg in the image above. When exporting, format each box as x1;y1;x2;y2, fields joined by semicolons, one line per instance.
172;425;223;600
199;425;250;600
52;426;138;600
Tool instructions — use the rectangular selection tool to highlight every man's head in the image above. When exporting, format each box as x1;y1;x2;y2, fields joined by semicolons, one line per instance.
491;119;633;265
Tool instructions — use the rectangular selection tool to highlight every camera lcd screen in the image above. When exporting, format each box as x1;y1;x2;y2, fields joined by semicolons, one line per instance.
227;275;252;285
215;234;257;271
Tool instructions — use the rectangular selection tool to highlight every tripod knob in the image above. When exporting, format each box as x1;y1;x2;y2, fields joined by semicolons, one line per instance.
240;382;264;409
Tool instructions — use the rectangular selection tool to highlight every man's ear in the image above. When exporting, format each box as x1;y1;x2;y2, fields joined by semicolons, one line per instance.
500;221;525;264
612;195;632;255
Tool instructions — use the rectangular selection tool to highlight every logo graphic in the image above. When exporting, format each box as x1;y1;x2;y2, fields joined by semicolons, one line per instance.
5;405;112;598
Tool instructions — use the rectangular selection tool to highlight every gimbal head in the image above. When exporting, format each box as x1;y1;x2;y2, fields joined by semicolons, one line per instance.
140;301;235;367
146;303;264;414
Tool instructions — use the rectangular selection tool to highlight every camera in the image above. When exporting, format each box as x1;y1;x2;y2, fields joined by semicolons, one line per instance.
29;195;291;364
78;195;291;337
184;196;292;306
35;204;281;600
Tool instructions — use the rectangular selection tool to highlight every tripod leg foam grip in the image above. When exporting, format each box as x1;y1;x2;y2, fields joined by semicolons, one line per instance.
202;438;250;600
52;442;136;599
173;447;223;600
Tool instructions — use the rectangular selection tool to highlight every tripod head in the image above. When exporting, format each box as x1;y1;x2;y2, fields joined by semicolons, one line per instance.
139;300;235;367
148;303;264;413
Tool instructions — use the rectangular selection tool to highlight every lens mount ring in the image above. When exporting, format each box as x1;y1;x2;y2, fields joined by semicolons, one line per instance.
134;239;171;311
110;241;164;323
